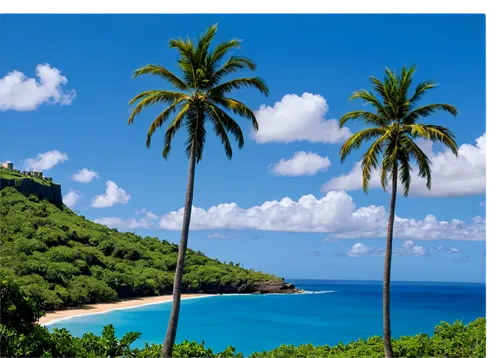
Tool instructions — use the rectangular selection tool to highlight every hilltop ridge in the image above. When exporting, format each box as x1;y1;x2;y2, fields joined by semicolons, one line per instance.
0;183;297;312
0;168;62;206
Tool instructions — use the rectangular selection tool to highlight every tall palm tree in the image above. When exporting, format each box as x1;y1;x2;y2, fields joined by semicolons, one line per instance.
128;24;269;358
338;66;458;357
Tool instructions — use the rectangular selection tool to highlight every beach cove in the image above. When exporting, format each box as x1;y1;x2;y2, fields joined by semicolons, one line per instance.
40;293;211;326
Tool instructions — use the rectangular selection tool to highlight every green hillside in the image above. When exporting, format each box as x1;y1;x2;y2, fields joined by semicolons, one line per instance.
0;185;291;311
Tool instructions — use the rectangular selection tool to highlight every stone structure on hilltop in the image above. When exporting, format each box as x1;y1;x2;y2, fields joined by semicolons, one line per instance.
1;162;53;182
0;162;62;205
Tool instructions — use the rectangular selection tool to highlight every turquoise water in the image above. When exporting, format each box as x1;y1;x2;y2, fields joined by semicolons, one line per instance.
48;280;486;355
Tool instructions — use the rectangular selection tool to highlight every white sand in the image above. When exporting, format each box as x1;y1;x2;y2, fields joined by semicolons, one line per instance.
40;293;212;326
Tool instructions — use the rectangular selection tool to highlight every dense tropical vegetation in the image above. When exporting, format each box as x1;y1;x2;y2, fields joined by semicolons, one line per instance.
128;23;269;357
0;185;281;312
0;271;486;357
338;66;458;357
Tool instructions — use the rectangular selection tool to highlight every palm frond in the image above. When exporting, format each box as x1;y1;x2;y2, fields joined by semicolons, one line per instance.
369;76;393;109
210;97;258;130
185;110;207;163
204;104;236;159
349;90;391;120
195;23;218;63
210;77;269;97
399;65;416;102
407;81;437;106
339;110;388;128
146;99;187;147
359;132;391;193
404;124;458;155
169;38;197;88
400;135;432;190
161;104;190;159
209;56;257;86
403;104;458;124
128;91;187;125
207;104;245;149
132;65;188;91
398;150;412;197
340;128;387;163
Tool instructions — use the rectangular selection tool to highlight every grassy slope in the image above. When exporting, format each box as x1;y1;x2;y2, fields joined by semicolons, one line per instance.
0;187;280;310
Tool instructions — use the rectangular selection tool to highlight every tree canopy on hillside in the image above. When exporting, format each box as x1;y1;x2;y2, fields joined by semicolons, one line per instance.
0;187;279;311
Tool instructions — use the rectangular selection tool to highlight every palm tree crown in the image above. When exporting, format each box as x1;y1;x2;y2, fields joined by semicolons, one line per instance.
339;65;459;196
128;23;269;162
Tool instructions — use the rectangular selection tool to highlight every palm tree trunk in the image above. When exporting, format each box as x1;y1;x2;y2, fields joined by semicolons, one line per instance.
161;147;196;358
383;163;398;358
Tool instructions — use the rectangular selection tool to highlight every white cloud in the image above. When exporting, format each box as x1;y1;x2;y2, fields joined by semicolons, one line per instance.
94;217;153;230
0;64;76;111
91;181;131;208
345;242;426;258
269;151;331;176
23;150;69;171
396;240;429;256
134;208;159;220
158;191;485;241
348;243;381;257
322;134;486;197
252;93;351;143
70;168;100;183
63;189;83;208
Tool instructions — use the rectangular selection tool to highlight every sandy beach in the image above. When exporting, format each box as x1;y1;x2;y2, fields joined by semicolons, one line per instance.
39;293;211;326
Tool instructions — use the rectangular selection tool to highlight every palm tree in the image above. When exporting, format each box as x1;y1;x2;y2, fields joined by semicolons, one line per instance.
338;66;458;357
128;24;269;358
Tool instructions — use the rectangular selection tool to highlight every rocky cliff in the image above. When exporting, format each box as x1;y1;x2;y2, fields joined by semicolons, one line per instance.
195;281;301;294
0;176;62;206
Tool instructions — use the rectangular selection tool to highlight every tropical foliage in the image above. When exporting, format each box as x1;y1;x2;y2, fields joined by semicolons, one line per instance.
0;186;280;312
128;23;269;357
338;65;458;357
0;274;486;358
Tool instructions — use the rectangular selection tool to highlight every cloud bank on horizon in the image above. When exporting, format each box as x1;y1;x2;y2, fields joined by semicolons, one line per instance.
0;64;76;111
94;190;485;241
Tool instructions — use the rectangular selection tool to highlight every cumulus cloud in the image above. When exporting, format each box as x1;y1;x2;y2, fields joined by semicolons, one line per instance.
322;134;486;197
94;217;154;230
158;191;485;241
348;243;382;257
23;150;69;171
91;181;131;208
134;208;159;220
252;93;351;143
269;151;331;176
63;189;83;208
345;240;429;258
70;168;99;183
395;240;429;256
0;64;76;111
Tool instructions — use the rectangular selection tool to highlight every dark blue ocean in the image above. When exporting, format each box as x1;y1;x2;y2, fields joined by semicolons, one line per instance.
48;280;486;355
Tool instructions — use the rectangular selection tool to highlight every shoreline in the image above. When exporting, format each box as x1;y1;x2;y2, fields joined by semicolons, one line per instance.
39;293;213;326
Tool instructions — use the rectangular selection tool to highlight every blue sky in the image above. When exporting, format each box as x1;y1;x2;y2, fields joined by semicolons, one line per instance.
0;14;485;282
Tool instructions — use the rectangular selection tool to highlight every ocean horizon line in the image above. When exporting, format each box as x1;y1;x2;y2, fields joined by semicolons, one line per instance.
287;278;486;284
